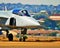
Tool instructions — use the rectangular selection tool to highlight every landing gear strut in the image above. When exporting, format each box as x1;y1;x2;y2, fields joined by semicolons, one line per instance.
19;28;27;42
6;30;9;38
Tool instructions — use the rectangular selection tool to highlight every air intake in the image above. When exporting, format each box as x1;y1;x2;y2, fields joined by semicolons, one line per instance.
9;17;16;26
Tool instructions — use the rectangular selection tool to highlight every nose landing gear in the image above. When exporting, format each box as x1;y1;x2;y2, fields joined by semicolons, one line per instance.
19;28;27;42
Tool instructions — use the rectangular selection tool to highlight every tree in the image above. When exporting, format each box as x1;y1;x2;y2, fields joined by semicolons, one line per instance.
48;32;58;36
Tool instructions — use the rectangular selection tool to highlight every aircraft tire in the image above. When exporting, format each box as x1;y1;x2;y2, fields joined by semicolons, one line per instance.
8;33;13;41
19;38;22;41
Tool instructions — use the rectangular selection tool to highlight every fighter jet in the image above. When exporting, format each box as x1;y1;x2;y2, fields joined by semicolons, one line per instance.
0;9;40;41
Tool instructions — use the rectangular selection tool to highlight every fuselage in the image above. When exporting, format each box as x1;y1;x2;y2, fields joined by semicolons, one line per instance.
0;11;40;29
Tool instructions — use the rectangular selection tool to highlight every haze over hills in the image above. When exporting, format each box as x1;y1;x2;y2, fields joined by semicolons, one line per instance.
0;3;60;13
0;0;60;5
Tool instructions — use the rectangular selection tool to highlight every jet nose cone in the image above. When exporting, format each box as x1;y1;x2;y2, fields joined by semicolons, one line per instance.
33;22;40;26
31;21;40;27
27;17;40;26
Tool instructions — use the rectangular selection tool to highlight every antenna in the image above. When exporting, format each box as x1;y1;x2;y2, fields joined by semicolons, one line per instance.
4;6;7;11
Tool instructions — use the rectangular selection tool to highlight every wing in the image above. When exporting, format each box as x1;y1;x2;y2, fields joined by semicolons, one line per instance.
0;11;12;27
0;11;12;18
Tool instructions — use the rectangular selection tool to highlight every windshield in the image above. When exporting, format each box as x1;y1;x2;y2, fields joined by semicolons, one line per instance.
19;10;30;17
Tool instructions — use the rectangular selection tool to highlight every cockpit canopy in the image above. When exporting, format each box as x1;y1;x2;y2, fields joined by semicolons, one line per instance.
12;9;30;17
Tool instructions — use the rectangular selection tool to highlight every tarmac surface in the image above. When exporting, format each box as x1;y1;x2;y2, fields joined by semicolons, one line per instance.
0;41;60;48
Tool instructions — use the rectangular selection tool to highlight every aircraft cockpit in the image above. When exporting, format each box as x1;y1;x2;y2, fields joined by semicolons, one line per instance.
12;9;30;17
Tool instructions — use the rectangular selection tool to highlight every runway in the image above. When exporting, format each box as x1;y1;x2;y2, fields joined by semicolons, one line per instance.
0;41;60;48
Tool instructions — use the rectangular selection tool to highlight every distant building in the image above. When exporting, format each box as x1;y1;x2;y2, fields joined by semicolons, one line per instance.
49;16;60;20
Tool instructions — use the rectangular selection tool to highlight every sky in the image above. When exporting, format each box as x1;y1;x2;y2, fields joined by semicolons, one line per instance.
0;0;60;5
